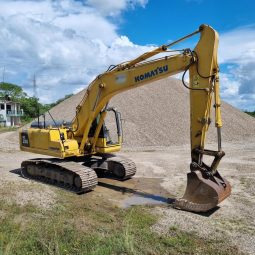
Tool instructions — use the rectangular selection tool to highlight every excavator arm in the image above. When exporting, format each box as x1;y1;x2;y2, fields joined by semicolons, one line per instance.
20;24;231;212
72;52;193;152
72;25;221;156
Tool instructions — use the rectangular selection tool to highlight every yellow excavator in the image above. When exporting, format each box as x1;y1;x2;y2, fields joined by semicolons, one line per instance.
19;24;231;212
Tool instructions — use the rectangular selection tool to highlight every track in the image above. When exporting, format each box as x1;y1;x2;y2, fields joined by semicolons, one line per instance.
105;155;137;180
21;155;136;193
21;159;98;193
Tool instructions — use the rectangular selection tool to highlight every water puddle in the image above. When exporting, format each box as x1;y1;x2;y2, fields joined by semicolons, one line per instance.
122;194;173;208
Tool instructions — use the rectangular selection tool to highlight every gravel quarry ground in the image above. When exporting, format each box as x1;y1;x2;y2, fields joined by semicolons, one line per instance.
0;78;254;254
0;131;254;254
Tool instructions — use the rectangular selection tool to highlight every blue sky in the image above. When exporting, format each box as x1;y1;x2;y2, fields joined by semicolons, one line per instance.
120;0;255;44
0;0;254;110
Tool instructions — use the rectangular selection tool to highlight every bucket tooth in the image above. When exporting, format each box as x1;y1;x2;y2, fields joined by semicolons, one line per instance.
174;171;231;212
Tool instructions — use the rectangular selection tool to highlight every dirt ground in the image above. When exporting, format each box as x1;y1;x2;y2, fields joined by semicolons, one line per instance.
0;131;254;254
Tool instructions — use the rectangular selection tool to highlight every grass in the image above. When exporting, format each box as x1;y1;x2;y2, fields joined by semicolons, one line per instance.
0;184;244;255
0;127;18;134
218;217;255;235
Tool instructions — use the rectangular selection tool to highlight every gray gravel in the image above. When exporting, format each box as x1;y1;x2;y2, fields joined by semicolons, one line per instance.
42;77;255;147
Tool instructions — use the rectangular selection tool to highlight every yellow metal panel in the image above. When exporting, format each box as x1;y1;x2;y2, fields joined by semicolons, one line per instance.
95;144;121;154
95;138;106;148
20;128;81;158
21;146;63;158
189;25;219;153
28;128;49;150
94;138;121;153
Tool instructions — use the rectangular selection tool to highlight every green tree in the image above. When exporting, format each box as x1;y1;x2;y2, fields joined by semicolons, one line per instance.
19;97;40;122
0;82;27;100
0;82;42;122
245;111;255;118
0;82;74;123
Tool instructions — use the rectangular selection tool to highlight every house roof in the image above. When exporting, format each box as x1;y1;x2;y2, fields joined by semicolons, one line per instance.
0;98;20;104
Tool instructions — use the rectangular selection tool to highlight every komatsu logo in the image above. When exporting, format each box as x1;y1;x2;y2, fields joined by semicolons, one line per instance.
135;65;168;83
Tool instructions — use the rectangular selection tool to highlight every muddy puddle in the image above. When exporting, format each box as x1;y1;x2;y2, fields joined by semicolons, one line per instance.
97;177;174;208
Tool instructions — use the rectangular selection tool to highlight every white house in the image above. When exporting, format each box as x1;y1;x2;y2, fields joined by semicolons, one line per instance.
0;97;23;127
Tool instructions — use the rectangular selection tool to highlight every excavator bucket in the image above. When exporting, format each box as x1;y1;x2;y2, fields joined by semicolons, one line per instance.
174;171;231;212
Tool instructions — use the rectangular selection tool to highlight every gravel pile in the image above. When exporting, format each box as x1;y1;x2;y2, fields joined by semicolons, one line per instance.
43;77;255;147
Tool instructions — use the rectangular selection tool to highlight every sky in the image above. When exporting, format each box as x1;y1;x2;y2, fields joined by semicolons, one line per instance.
0;0;254;110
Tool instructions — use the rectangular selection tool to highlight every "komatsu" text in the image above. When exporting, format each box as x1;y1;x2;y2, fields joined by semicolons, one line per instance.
134;65;168;82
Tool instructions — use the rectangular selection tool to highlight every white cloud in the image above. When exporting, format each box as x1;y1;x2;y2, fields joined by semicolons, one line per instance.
219;25;255;65
0;0;151;103
86;0;148;16
219;26;255;110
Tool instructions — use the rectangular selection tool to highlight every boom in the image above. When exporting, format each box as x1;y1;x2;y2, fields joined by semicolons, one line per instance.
73;53;193;152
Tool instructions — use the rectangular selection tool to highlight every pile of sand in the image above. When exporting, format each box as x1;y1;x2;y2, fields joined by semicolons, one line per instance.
43;77;255;147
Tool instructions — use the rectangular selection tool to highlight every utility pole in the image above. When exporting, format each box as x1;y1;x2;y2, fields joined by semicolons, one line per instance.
33;73;37;99
2;66;5;84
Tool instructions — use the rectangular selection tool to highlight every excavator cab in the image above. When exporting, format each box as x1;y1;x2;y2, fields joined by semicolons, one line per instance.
88;108;123;154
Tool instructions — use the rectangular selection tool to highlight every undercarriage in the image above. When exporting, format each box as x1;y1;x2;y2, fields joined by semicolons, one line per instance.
21;154;136;193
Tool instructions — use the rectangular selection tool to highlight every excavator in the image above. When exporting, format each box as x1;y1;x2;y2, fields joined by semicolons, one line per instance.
19;24;231;212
